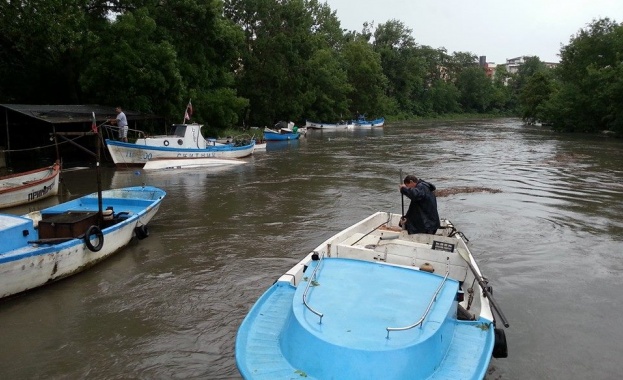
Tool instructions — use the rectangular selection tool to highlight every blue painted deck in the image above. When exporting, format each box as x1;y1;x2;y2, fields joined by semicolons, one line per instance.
236;258;494;379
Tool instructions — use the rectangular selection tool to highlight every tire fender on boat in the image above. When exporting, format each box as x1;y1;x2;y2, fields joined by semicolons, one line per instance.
134;225;149;240
163;140;169;146
493;328;508;358
84;225;104;252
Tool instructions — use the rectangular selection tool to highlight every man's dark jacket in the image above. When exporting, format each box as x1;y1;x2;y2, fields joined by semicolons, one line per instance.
400;180;441;234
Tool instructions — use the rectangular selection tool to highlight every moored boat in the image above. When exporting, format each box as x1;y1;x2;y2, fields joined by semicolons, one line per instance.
305;120;354;129
105;123;255;166
236;211;509;379
0;185;166;299
354;116;385;127
0;161;61;209
142;157;246;170
263;122;303;141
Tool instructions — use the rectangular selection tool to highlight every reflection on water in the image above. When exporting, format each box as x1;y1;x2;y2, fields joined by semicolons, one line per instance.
1;119;622;379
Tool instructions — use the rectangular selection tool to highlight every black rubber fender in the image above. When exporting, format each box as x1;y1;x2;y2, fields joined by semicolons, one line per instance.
135;225;149;240
84;225;104;252
493;328;508;358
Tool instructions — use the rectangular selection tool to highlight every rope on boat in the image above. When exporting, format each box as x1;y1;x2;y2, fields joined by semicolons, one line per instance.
350;213;393;246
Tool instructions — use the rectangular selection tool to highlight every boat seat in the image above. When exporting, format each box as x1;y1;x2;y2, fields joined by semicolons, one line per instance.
333;232;468;281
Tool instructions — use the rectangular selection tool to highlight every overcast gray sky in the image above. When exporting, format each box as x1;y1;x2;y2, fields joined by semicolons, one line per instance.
324;0;622;64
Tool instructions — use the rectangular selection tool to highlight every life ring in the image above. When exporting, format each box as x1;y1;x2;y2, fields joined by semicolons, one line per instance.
163;140;169;146
84;225;104;252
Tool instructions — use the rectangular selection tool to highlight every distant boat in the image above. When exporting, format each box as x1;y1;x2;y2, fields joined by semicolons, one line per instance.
354;116;385;128
0;161;61;209
142;157;247;170
236;211;509;379
305;120;354;129
263;122;303;141
253;140;267;151
105;123;255;166
0;186;166;299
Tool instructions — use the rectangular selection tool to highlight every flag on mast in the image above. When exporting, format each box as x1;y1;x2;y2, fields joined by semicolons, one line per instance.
91;112;97;132
184;100;193;121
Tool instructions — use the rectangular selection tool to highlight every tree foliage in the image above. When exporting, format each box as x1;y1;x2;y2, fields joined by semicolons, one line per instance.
540;18;623;133
1;2;620;135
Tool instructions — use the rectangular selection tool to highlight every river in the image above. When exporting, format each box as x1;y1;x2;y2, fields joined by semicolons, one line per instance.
0;118;622;379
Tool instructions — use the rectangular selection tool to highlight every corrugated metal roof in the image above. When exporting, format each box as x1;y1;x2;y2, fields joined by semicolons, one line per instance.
0;104;160;124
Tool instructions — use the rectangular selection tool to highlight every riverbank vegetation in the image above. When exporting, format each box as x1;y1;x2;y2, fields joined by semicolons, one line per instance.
0;1;620;134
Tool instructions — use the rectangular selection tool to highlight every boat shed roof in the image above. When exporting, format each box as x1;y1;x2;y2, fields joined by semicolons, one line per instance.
0;104;160;124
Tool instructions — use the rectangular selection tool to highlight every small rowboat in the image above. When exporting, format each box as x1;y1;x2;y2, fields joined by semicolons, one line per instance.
0;186;166;299
236;211;509;379
0;161;61;209
263;127;301;141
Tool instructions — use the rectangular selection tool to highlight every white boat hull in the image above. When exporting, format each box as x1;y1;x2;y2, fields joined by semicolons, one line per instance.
142;157;246;170
106;140;255;166
0;186;165;299
305;120;353;129
0;162;60;208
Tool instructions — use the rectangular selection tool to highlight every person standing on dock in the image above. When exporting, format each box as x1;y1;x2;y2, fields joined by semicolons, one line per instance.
109;106;128;142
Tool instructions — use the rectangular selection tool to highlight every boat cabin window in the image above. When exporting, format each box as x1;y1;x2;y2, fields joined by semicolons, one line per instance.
169;125;187;137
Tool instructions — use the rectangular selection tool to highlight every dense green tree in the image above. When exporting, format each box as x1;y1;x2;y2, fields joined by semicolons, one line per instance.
424;79;461;115
373;20;424;116
541;18;623;132
456;66;493;112
225;0;349;126
342;40;390;118
0;0;107;103
490;64;513;112
80;9;184;117
304;48;352;123
510;56;545;105
519;70;554;123
446;52;478;82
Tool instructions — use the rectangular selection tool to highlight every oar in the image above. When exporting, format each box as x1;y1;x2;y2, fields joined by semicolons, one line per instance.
399;169;404;217
455;236;510;328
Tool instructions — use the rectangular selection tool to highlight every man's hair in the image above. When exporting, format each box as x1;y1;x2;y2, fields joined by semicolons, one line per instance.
403;174;418;184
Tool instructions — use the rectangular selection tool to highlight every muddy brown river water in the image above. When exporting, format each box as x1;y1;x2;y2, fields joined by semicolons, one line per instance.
1;118;622;379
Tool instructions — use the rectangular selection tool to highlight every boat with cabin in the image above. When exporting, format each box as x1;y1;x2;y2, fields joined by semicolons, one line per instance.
105;123;255;166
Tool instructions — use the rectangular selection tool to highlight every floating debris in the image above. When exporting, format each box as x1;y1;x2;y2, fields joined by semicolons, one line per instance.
435;187;502;197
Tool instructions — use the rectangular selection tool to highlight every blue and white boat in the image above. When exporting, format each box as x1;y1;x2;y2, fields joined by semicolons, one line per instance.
105;123;255;166
263;123;302;141
0;186;166;299
354;115;385;127
236;211;509;379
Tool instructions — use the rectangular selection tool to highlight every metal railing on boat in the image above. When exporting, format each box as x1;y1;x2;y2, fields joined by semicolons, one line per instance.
302;251;324;323
386;257;450;338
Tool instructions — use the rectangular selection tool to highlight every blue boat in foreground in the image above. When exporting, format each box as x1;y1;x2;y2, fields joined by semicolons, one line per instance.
0;186;166;299
236;211;508;379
